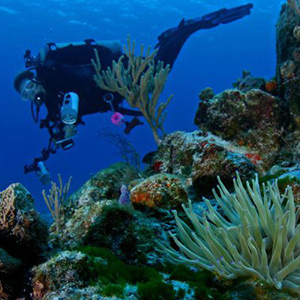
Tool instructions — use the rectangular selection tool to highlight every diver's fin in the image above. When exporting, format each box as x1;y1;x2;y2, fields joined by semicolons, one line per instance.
178;18;185;28
124;117;144;134
156;4;253;47
202;3;253;24
155;3;253;68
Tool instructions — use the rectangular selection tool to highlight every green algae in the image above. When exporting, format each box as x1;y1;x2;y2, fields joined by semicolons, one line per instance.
76;246;229;299
278;175;300;190
77;246;163;297
163;264;228;300
137;280;176;300
101;284;124;297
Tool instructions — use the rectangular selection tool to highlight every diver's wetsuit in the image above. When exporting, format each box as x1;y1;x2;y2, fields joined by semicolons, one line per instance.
22;3;253;174
36;41;125;121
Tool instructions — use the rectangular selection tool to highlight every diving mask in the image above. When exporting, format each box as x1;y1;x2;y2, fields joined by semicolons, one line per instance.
20;79;45;102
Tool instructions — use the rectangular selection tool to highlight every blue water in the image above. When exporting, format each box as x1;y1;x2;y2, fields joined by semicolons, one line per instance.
0;0;282;213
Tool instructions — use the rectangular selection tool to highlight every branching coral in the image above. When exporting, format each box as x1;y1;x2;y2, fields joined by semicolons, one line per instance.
42;174;72;234
92;35;173;145
0;187;15;229
98;126;141;169
160;173;300;292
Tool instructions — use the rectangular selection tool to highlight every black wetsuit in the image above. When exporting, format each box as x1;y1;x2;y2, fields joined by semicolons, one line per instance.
23;3;253;174
36;42;126;121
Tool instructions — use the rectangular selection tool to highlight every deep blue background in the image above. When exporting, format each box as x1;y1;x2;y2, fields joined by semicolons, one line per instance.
0;0;282;212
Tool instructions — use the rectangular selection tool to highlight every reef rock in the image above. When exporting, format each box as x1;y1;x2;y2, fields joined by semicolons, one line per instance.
32;251;89;300
194;89;288;170
153;131;255;195
277;4;300;130
130;174;188;209
233;70;266;92
60;200;111;249
0;247;22;274
0;183;48;299
82;203;165;264
69;163;140;207
0;183;48;260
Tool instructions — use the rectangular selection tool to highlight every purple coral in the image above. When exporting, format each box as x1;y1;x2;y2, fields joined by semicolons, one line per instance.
118;185;130;205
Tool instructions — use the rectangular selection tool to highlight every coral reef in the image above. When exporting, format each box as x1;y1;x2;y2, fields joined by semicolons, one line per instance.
81;203;165;264
288;0;300;21
32;251;90;300
130;174;188;209
69;163;140;207
152;131;255;196
0;183;48;298
10;2;300;299
31;246;229;300
0;183;48;259
0;247;22;274
277;4;300;131
194;89;288;170
59;200;110;248
233;71;267;92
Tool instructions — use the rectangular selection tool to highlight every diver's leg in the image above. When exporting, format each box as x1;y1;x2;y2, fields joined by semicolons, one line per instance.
154;3;253;69
118;107;143;116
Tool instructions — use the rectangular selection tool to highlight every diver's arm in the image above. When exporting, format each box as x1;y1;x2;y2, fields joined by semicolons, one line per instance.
154;3;253;69
24;139;57;174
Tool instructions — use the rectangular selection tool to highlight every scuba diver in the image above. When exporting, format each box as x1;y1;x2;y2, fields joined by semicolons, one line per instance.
13;3;253;184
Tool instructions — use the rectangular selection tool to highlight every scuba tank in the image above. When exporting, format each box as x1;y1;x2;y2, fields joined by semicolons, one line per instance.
37;39;122;66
